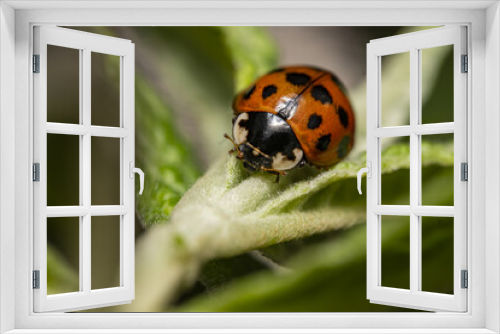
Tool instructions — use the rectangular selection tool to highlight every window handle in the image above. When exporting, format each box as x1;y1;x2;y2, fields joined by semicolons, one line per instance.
357;162;371;195
129;162;144;195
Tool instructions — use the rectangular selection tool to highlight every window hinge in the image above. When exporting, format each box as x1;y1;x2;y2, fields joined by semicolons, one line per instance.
33;163;40;182
33;54;40;73
461;54;468;73
461;270;468;289
33;270;40;289
461;162;468;181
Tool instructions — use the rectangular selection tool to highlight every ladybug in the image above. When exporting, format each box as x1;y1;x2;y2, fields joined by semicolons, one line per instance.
225;65;355;181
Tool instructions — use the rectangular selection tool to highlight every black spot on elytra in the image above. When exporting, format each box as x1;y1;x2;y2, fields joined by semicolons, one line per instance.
286;72;311;86
331;74;348;95
307;114;322;130
311;85;333;104
243;84;256;100
337;136;351;159
337;106;349;128
262;85;278;99
315;134;331;151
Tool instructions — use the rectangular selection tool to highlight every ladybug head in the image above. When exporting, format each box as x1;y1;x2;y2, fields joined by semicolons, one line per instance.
227;112;305;175
238;142;272;172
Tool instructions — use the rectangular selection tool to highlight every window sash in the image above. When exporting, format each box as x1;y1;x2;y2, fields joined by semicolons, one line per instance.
33;26;135;313
366;26;468;312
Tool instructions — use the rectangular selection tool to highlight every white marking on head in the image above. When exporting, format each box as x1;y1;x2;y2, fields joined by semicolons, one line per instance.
232;113;249;145
271;148;304;171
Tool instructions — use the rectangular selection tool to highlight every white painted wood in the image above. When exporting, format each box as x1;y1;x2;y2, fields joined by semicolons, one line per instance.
372;206;455;217
0;2;17;333
0;329;498;334
372;123;454;137
46;123;130;138
121;43;135;296
3;0;497;10
46;206;130;217
32;26;135;313
409;47;419;295
485;3;500;332
9;5;490;333
367;26;468;312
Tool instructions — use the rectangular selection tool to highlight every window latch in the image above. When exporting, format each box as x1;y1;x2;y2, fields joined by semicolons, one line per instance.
129;162;144;195
357;162;372;195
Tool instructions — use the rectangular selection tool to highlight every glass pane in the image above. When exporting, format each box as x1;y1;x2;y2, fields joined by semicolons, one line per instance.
91;137;121;205
381;51;410;127
47;45;80;124
421;134;454;206
421;216;454;294
91;216;120;290
381;215;410;290
47;134;80;206
381;136;410;205
421;45;454;124
91;52;121;127
47;217;80;294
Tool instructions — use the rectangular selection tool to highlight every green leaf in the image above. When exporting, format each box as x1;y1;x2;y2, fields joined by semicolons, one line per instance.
135;74;201;226
175;165;455;312
118;140;452;311
176;206;453;312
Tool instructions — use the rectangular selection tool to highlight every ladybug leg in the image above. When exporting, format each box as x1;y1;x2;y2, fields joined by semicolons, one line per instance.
260;167;287;183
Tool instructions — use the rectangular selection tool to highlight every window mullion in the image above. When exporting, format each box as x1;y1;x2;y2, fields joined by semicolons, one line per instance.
81;48;92;294
409;47;420;294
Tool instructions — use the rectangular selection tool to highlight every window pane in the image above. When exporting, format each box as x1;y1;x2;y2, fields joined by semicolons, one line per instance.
47;134;80;206
47;217;80;295
91;216;120;290
91;52;121;127
91;137;120;205
47;45;80;124
421;134;454;206
381;52;410;127
381;136;410;205
381;215;410;290
421;45;454;124
421;216;454;294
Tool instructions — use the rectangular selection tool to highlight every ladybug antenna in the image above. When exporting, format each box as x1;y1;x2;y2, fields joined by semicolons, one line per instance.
223;133;244;159
244;142;270;159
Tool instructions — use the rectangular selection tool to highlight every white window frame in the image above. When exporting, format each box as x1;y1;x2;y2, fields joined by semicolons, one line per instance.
33;26;135;313
366;26;468;312
0;1;498;333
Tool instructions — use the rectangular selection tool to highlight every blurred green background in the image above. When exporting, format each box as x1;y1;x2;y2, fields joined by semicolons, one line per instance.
45;26;454;312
